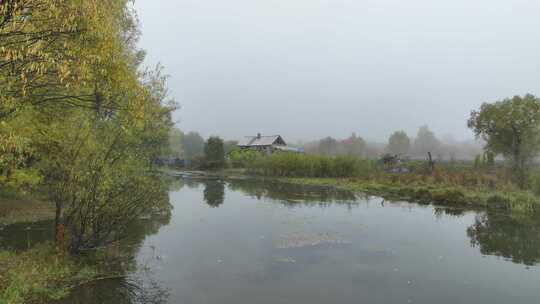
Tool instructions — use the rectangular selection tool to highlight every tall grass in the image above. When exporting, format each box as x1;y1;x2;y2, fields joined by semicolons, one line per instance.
226;151;540;214
229;150;530;191
0;244;99;304
249;153;378;178
231;151;519;191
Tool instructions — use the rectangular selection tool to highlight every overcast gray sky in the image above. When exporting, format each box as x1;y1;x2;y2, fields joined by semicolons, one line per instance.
134;0;540;142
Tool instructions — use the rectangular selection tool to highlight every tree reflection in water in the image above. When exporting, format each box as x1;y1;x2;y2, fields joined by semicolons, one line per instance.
467;210;540;266
203;180;225;208
226;178;359;208
433;207;467;219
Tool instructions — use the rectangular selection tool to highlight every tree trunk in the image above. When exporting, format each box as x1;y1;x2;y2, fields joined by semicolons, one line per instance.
54;201;66;252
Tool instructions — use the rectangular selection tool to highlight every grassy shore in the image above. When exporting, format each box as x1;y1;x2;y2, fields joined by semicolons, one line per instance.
276;177;539;214
222;151;540;215
0;192;129;304
184;166;540;215
0;244;116;304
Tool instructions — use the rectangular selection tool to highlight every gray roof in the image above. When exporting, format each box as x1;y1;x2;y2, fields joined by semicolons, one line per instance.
237;135;285;147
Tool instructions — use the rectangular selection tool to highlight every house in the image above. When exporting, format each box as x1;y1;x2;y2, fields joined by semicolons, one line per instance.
237;133;303;154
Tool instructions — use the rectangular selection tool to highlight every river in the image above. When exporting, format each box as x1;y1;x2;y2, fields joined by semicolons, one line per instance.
1;177;540;303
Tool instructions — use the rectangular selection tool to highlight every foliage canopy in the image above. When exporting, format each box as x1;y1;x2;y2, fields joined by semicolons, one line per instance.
468;94;540;187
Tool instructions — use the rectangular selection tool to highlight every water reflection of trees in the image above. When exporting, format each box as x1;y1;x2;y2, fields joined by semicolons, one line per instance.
204;180;225;208
170;177;360;208
227;179;359;208
433;207;467;219
167;177;200;192
467;210;540;266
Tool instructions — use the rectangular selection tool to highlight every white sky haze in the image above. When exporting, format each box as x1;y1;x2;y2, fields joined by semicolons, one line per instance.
134;0;540;141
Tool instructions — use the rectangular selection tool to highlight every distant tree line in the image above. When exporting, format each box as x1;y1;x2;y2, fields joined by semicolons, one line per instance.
165;128;236;170
302;126;483;161
169;94;540;190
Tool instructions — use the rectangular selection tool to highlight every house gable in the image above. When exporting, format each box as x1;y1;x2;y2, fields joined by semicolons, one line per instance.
237;135;286;147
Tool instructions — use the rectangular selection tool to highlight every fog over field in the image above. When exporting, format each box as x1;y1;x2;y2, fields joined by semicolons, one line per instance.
134;0;540;142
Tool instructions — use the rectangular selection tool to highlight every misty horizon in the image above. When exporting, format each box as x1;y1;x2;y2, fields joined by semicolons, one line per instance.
134;0;540;142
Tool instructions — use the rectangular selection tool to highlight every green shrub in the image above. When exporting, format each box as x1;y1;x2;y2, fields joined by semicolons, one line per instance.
228;149;264;169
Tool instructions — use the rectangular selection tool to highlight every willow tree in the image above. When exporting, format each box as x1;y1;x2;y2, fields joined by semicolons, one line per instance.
38;61;174;253
40;108;170;253
0;0;138;118
468;94;540;188
1;0;176;253
0;0;141;190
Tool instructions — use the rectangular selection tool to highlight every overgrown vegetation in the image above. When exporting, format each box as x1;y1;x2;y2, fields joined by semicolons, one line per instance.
219;94;540;214
0;244;102;304
0;0;174;301
226;148;540;214
1;0;174;250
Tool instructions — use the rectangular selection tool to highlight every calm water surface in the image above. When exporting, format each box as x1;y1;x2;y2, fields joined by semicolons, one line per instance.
2;178;540;303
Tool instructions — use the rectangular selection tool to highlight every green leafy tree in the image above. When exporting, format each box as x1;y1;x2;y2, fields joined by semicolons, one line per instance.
203;136;225;170
386;131;410;156
41;61;173;253
0;0;140;119
0;0;177;254
41;111;170;253
468;94;540;187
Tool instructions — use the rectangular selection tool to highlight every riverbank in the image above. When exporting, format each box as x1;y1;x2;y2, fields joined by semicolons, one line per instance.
276;177;539;214
0;244;119;304
173;168;540;215
0;193;146;303
0;193;81;303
